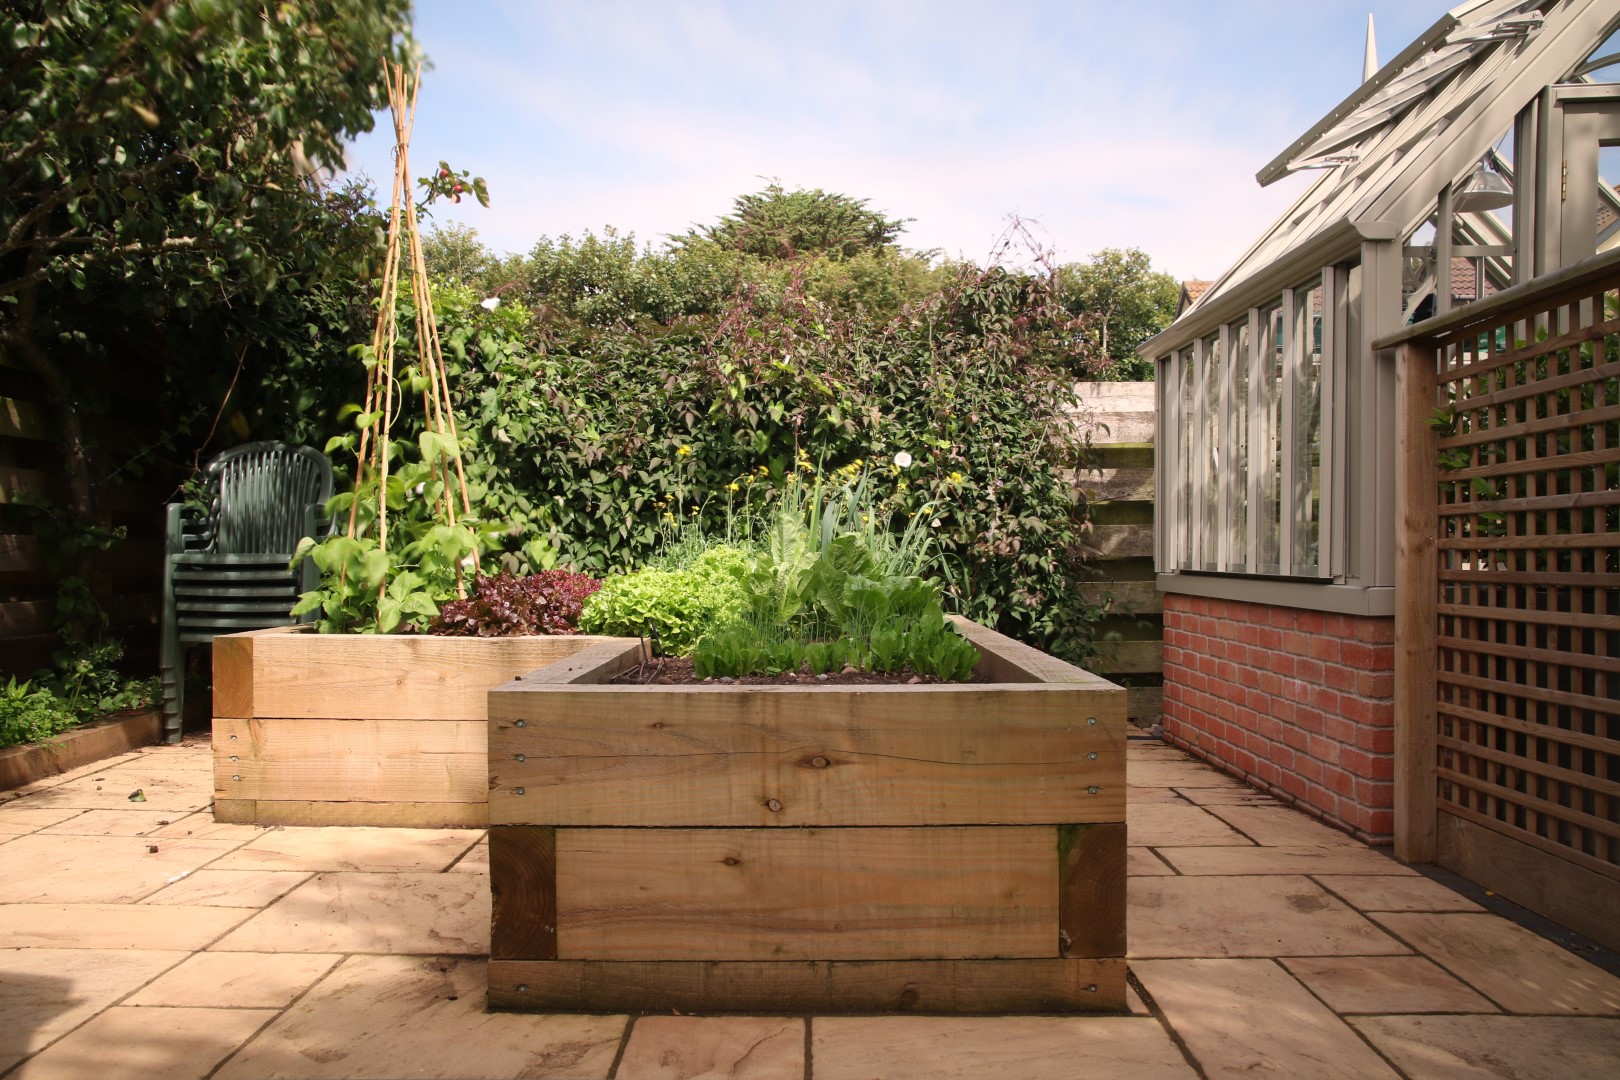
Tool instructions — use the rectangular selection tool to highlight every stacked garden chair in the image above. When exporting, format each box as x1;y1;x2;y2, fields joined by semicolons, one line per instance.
159;441;333;743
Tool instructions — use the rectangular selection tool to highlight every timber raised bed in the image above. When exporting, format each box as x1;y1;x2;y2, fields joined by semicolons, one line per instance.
210;625;632;827
486;617;1128;1015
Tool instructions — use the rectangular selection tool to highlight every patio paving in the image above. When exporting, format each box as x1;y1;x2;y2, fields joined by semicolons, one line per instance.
1;736;1617;1078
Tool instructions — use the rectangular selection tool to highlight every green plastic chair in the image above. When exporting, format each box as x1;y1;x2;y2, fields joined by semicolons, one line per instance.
160;442;334;742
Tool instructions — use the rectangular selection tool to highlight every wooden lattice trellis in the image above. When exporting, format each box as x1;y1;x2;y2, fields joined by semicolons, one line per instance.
1396;257;1620;947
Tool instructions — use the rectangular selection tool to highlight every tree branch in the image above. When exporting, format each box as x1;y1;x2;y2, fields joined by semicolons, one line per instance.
0;235;200;300
0;0;172;175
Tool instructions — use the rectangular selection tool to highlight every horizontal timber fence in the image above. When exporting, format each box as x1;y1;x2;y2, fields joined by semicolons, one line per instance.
1;347;176;680
1069;382;1162;728
1385;246;1620;951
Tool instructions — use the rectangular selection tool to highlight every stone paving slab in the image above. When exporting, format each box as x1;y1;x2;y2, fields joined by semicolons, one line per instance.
0;834;245;904
213;956;625;1080
1127;803;1253;847
1159;844;1417;876
1129;875;1410;958
811;1016;1195;1080
618;1016;804;1079
211;871;489;954
141;868;313;909
1279;955;1499;1014
126;951;343;1009
1350;1015;1620;1079
0;948;190;1073
1133;959;1402;1079
0;807;84;834
1;903;251;950
10;1005;277;1080
213;826;483;873
1;737;1615;1079
1371;912;1620;1015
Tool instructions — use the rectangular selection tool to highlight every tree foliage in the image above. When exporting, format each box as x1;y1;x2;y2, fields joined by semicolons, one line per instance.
691;183;910;261
1058;247;1178;380
0;0;410;517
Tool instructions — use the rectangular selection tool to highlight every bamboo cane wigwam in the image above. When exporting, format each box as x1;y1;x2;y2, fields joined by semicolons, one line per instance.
343;60;478;618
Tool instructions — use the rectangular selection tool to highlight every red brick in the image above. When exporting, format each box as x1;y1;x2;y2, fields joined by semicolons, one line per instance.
1308;736;1343;765
1294;658;1324;685
1294;708;1325;736
1323;664;1357;692
1340;695;1393;726
1295;756;1324;783
1354;618;1397;645
1309;635;1341;662
1356;670;1394;698
1282;631;1310;656
1339;747;1394;781
1355;777;1394;807
1255;626;1285;650
1353;725;1395;755
1341;641;1394;670
1296;610;1326;633
1365;808;1395;837
1324;768;1356;797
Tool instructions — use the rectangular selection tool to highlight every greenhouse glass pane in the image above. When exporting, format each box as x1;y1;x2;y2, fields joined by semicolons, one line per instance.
1228;321;1250;571
1292;280;1325;574
1201;334;1222;570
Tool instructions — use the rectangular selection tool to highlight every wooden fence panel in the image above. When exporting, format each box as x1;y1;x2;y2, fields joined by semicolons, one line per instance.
1070;382;1161;726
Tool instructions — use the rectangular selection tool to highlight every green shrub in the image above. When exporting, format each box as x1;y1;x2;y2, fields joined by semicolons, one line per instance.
577;550;750;653
0;678;77;748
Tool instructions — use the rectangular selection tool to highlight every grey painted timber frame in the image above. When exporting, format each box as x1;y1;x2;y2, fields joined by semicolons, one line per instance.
1141;0;1620;616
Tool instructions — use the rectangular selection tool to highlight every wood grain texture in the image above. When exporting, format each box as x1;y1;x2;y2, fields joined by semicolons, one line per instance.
555;827;1056;961
227;799;487;828
212;798;257;823
0;710;160;791
490;685;1125;827
1438;813;1620;953
1057;823;1126;960
490;826;556;960
487;957;1126;1014
1394;340;1439;864
213;717;486;803
239;632;627;719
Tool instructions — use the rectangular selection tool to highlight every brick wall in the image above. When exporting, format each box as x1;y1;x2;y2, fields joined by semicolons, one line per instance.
1160;593;1396;843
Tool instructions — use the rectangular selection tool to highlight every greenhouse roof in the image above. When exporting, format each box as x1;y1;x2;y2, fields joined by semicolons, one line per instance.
1182;0;1620;321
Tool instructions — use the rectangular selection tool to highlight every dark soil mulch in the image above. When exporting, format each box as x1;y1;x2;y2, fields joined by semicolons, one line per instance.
609;655;979;686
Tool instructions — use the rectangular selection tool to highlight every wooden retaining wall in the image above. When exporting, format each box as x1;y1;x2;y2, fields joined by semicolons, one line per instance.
1;348;174;679
1069;381;1162;727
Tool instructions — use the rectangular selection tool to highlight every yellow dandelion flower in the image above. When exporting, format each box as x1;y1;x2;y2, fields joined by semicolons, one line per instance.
949;471;964;483
675;445;692;458
726;482;740;492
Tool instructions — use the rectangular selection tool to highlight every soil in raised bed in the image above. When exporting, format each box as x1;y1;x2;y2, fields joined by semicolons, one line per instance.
610;655;983;686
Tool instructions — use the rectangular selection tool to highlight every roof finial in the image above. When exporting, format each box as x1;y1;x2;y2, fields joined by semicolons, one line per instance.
1363;14;1379;83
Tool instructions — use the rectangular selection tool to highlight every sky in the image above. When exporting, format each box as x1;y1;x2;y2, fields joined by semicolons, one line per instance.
342;1;1444;283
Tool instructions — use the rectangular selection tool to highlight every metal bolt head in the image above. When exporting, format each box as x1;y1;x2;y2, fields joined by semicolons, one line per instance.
515;753;526;763
514;787;526;796
231;775;241;782
1087;785;1099;795
1086;716;1097;725
515;719;526;728
515;984;528;993
1087;751;1098;761
1086;984;1098;993
230;755;239;762
229;734;237;741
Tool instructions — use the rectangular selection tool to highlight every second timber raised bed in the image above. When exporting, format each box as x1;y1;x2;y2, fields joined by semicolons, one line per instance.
486;617;1128;1014
210;626;630;827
